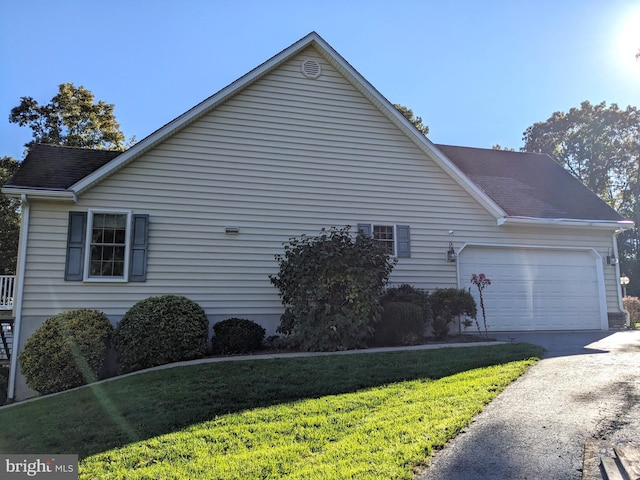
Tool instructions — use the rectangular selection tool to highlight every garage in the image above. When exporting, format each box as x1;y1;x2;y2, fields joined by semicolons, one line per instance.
458;246;606;331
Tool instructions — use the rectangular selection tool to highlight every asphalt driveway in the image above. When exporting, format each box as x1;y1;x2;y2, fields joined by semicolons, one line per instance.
415;330;640;480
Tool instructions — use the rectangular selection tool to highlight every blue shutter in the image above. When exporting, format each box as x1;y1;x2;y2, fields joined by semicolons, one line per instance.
357;223;372;238
65;211;87;281
396;225;410;258
129;214;149;282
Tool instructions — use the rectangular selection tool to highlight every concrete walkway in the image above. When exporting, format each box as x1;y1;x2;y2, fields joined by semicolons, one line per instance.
415;330;640;480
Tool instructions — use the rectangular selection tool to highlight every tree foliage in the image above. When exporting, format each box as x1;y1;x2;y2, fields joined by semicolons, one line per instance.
491;144;515;151
0;157;20;274
270;226;396;351
394;104;429;135
9;83;130;150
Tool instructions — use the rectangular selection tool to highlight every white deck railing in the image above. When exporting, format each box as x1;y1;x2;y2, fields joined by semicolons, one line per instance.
0;275;16;311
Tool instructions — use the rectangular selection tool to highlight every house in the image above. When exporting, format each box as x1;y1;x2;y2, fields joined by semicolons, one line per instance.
2;32;633;401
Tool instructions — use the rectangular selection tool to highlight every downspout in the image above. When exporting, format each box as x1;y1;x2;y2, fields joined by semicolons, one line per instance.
612;228;630;328
7;194;30;403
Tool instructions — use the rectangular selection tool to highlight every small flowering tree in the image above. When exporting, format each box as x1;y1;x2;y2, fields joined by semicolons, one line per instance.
470;273;491;338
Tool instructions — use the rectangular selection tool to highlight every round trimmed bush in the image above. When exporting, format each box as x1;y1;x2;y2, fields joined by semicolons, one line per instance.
380;284;432;322
372;302;425;347
18;309;113;395
430;288;477;340
114;295;208;373
212;318;266;354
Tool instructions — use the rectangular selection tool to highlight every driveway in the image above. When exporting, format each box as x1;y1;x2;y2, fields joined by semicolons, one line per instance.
415;330;640;480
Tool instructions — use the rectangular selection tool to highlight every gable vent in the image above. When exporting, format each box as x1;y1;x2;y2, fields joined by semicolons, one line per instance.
301;59;321;79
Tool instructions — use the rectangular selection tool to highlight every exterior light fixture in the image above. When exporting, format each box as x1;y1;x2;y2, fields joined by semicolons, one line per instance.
446;242;457;262
606;248;618;265
620;274;630;297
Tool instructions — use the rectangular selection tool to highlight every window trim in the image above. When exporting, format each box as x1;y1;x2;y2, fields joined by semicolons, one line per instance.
83;209;132;282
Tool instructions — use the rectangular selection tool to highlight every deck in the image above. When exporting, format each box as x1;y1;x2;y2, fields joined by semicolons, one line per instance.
0;275;15;364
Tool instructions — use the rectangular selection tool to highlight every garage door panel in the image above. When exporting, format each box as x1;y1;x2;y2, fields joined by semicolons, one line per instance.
459;247;602;331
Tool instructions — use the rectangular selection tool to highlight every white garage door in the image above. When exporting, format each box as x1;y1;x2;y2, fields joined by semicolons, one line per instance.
458;246;604;331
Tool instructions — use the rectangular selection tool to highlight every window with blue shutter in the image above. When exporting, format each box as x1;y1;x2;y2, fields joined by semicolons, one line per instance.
396;225;410;258
64;211;149;281
357;223;411;258
65;212;87;280
129;214;149;282
357;223;372;238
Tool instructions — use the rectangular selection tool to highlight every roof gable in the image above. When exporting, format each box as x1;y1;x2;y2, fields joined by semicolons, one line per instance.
436;144;623;222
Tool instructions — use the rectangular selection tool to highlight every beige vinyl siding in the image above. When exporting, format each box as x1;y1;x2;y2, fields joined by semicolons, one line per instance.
18;46;622;332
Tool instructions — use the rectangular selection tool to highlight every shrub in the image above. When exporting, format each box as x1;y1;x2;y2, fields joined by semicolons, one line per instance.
372;302;425;346
429;288;477;340
18;309;113;395
212;318;266;354
623;296;640;327
270;226;396;351
381;284;432;320
114;295;208;373
0;366;8;404
263;335;302;351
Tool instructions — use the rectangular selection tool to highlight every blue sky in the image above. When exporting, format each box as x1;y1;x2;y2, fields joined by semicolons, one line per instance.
1;0;640;160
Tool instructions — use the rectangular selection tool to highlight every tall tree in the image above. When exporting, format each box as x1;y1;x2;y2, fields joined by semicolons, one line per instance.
0;157;21;274
9;83;129;150
394;104;429;135
522;100;640;296
491;144;515;151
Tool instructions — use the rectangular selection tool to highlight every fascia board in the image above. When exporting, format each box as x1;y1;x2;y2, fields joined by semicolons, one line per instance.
498;216;635;229
1;187;75;202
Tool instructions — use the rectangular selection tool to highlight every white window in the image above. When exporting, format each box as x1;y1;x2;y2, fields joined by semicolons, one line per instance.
373;225;396;256
85;210;131;281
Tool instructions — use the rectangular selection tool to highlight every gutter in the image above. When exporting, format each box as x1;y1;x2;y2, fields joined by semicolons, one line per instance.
498;216;635;230
7;194;30;403
1;187;76;202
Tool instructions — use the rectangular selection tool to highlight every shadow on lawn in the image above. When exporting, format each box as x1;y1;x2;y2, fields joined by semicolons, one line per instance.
0;343;544;459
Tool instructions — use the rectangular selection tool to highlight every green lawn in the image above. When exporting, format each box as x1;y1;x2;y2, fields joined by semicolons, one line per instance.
0;344;543;479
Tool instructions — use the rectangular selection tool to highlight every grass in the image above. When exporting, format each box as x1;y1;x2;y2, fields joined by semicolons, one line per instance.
0;343;543;479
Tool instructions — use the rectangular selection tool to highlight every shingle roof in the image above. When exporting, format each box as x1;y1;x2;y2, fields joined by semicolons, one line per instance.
5;144;121;189
436;144;623;221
